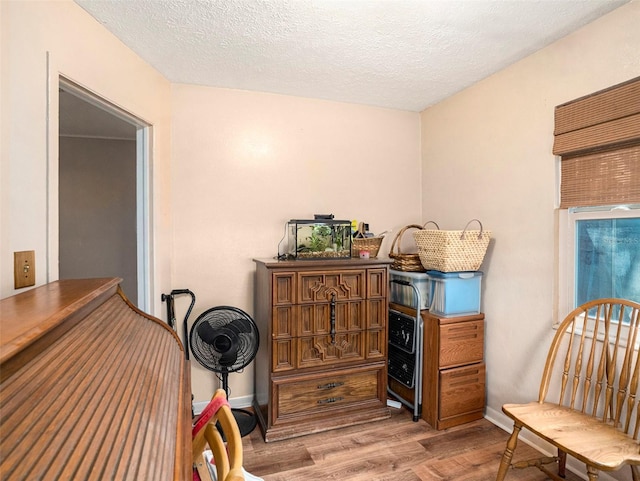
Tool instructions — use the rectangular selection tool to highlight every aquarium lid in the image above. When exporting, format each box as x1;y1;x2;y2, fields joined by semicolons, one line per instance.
289;219;351;224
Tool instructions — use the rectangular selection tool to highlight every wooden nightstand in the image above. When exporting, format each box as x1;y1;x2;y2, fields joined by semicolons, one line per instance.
389;302;485;429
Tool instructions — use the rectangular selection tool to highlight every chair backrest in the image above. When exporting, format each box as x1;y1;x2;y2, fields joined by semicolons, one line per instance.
192;389;244;481
539;298;640;438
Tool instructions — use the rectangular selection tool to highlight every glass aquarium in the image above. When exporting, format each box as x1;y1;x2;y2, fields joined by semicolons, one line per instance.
287;219;352;259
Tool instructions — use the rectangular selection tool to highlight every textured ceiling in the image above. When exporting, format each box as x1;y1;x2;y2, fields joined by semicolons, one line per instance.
75;0;628;112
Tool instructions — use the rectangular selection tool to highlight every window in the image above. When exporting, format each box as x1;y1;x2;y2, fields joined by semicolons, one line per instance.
554;77;640;320
562;206;640;312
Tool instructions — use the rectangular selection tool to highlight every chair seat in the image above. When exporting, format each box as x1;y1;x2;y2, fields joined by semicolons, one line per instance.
503;402;640;470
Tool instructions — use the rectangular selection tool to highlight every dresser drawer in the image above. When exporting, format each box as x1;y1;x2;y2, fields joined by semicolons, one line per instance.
439;319;484;367
299;301;365;334
273;330;385;372
298;270;366;303
297;333;365;368
275;365;385;418
439;362;485;419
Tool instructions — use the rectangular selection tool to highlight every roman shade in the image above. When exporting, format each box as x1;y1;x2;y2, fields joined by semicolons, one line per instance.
553;77;640;208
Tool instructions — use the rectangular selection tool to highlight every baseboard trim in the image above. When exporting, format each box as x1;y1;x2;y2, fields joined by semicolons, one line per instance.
193;394;254;416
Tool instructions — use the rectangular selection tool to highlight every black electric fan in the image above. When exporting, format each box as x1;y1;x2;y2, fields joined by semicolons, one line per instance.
189;306;260;437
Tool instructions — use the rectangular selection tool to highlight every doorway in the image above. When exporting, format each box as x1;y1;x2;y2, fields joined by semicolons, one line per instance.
57;78;151;310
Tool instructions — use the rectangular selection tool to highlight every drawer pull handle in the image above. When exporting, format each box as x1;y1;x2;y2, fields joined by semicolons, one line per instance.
317;396;344;404
330;292;337;344
317;382;344;390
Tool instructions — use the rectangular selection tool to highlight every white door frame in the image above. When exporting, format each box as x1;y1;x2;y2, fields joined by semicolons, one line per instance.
49;75;153;312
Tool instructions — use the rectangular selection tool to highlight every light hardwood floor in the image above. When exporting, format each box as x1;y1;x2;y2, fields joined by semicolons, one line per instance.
241;405;584;481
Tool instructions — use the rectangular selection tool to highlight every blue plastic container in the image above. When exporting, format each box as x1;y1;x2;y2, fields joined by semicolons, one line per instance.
427;271;483;317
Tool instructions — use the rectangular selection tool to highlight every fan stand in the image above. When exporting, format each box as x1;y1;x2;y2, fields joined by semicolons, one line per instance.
221;371;257;438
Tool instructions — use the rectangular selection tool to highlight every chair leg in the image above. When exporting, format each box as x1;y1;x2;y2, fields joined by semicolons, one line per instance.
558;449;566;478
496;423;522;481
586;465;599;481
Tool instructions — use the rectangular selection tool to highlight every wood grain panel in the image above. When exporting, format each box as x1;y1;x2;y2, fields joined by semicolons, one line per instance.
367;268;387;298
273;339;294;371
366;328;386;359
368;297;386;329
439;319;484;367
277;369;380;416
439;363;486;419
299;271;365;302
273;305;295;338
0;280;190;481
273;273;295;305
298;332;364;367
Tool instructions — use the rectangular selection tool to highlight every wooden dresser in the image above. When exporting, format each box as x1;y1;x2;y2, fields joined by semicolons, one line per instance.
253;258;391;442
389;302;485;430
0;278;191;480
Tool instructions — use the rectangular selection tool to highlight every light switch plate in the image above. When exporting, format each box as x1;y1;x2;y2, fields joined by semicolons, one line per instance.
14;250;35;289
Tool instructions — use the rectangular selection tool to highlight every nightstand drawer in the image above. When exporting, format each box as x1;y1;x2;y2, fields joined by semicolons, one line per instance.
439;319;484;367
439;362;485;419
276;365;384;418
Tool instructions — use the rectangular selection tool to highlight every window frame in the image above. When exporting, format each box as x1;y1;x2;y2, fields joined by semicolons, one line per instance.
556;204;640;327
552;77;640;330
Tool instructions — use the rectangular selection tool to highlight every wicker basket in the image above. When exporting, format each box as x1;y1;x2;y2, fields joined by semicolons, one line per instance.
351;222;384;258
388;224;426;272
413;219;491;272
352;236;384;258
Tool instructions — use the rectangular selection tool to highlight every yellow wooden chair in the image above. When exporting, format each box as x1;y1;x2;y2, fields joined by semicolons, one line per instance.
496;298;640;481
192;389;244;481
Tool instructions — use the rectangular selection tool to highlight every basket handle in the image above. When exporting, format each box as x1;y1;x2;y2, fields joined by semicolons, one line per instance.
354;222;367;239
389;224;423;256
461;219;484;240
422;220;440;230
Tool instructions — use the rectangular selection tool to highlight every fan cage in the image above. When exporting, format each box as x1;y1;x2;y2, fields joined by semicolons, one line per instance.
189;306;259;374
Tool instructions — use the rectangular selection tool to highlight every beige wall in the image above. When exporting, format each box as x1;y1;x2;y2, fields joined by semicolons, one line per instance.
421;2;639;478
3;2;640;473
1;0;421;407
0;0;172;314
171;84;421;401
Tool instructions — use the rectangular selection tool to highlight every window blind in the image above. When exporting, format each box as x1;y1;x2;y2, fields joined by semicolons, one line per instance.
553;77;640;208
560;144;640;208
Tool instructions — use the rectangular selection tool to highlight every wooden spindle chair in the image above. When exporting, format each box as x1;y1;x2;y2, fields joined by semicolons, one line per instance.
192;389;244;481
496;298;640;481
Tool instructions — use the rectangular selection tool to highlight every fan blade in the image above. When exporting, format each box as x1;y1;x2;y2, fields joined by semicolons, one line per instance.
219;350;238;367
197;322;218;345
228;317;250;333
